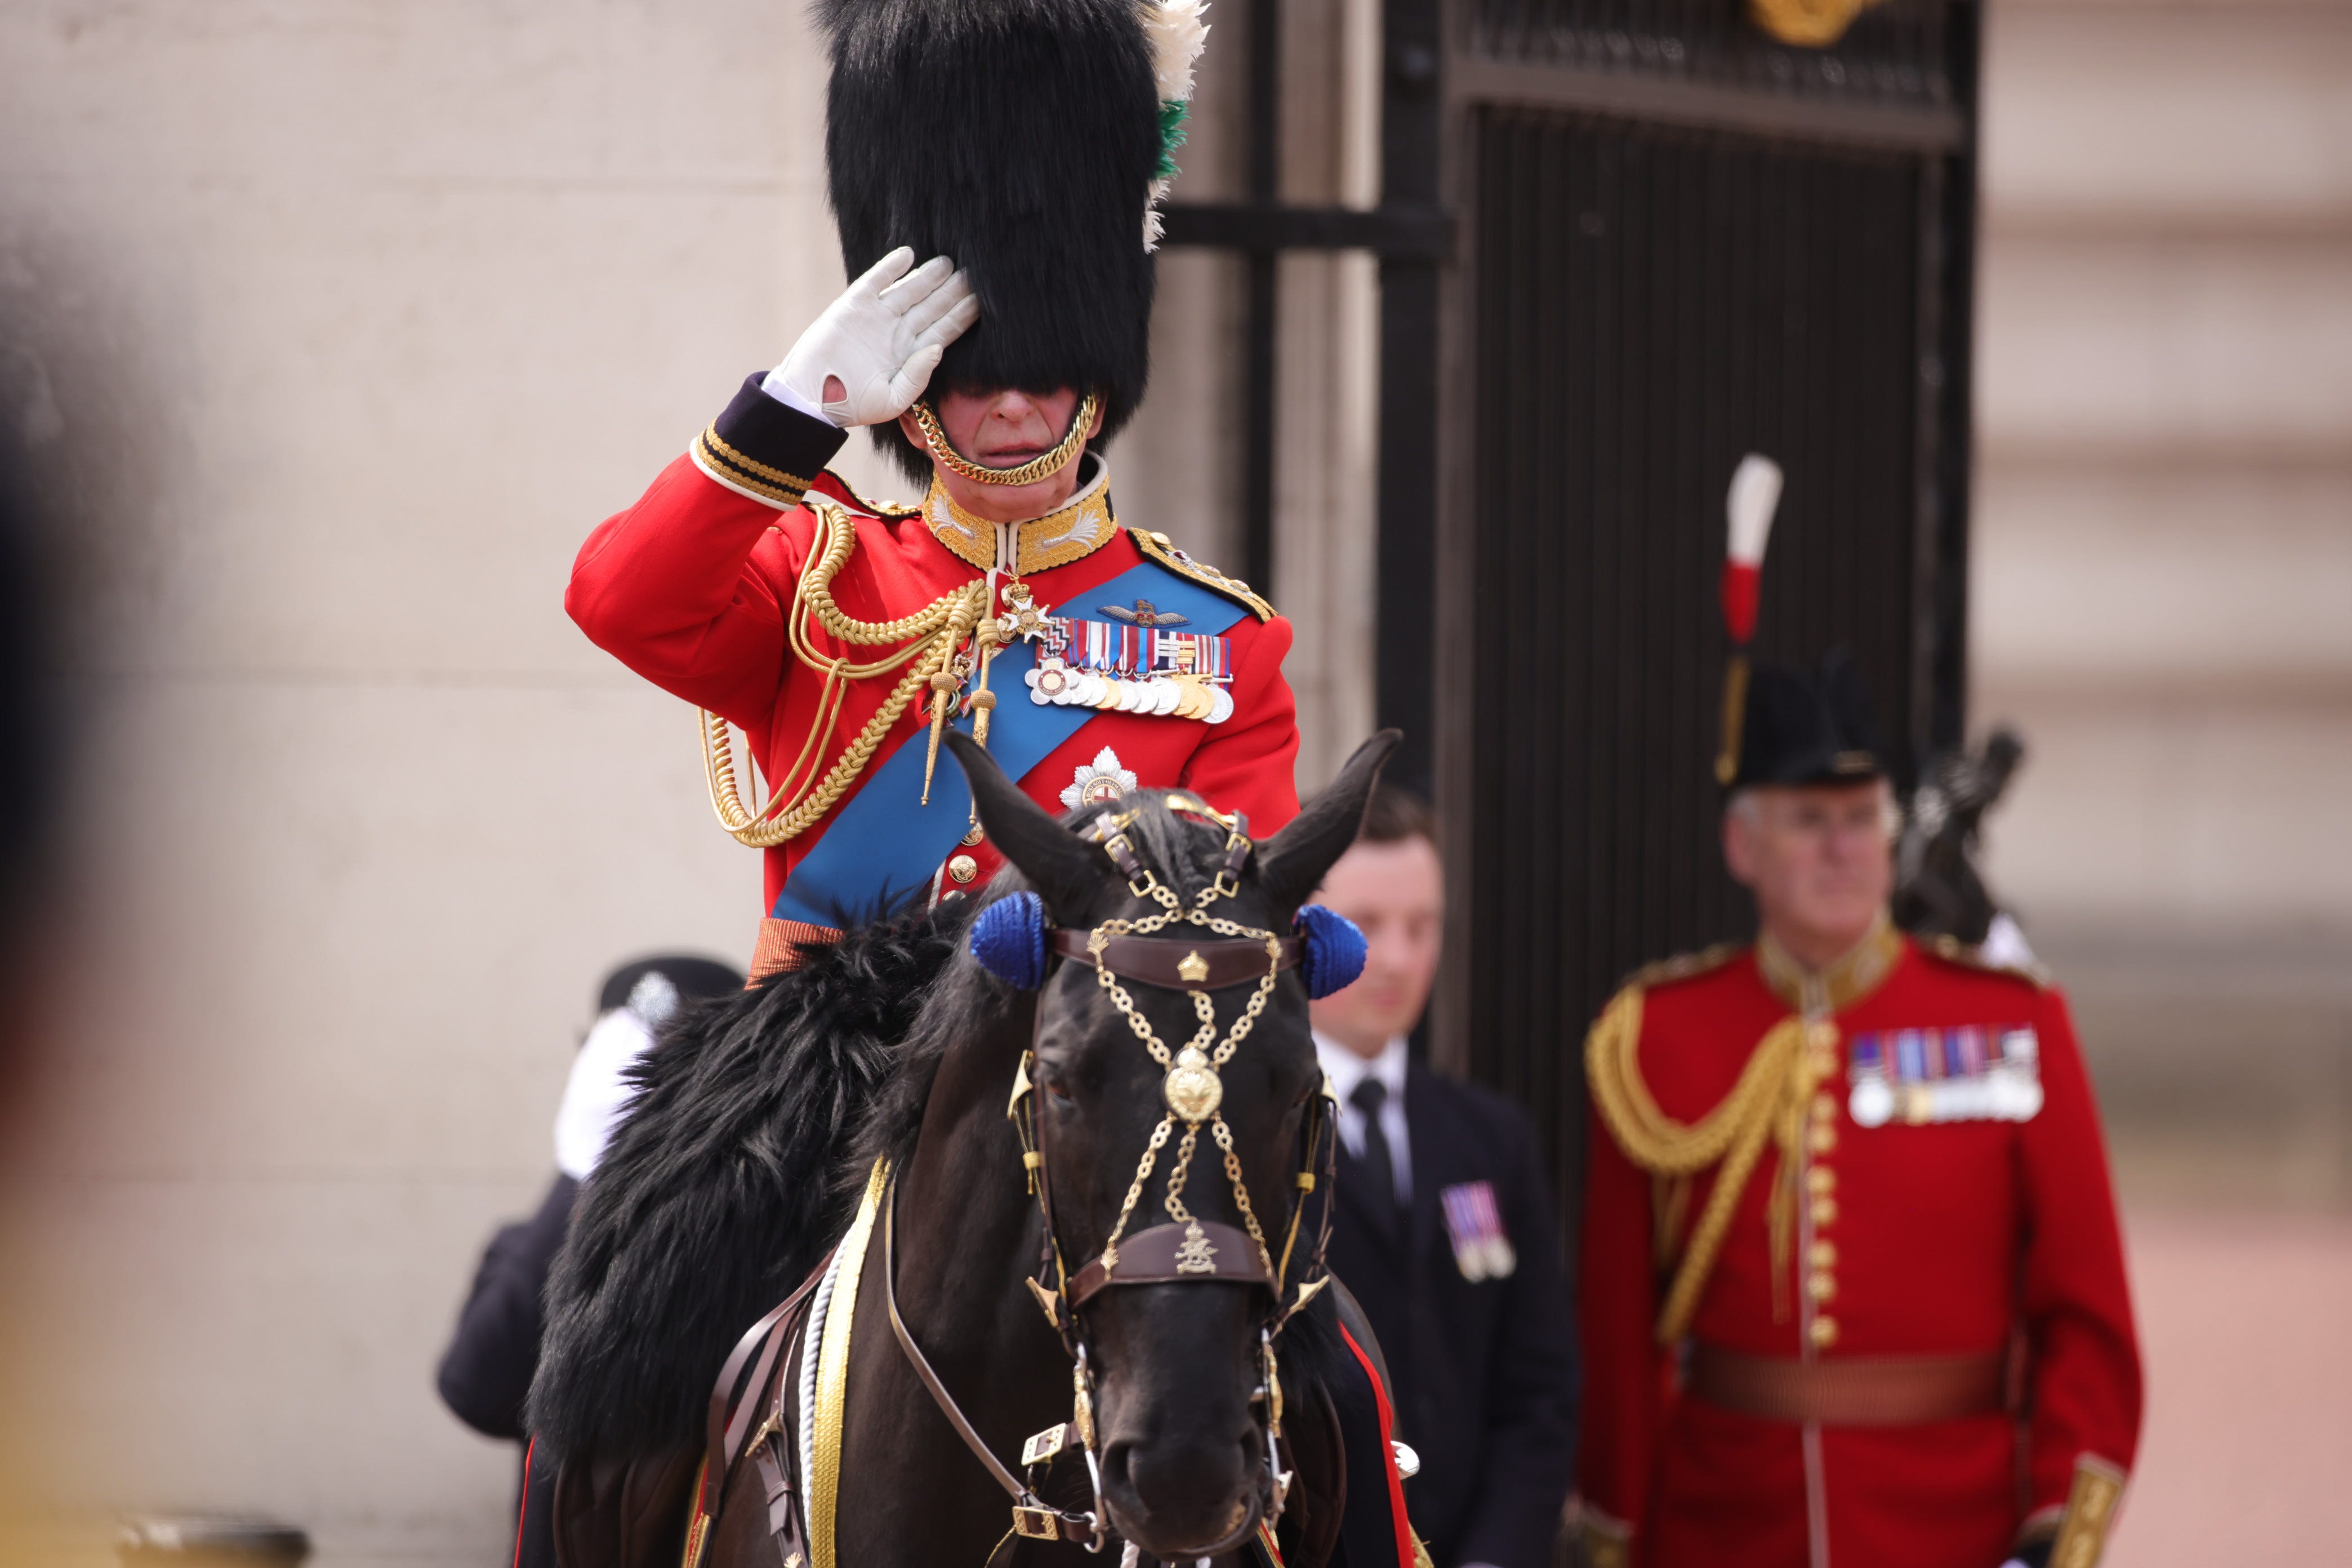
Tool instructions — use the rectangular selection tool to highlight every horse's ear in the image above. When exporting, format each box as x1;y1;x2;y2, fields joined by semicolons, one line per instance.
943;731;1108;920
1255;729;1403;915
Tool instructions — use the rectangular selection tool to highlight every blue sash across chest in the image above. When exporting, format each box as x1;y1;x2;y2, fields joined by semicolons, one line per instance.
773;560;1251;928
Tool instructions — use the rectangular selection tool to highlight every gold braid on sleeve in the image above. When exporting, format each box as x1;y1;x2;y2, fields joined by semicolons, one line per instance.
701;494;991;848
1584;986;1820;1344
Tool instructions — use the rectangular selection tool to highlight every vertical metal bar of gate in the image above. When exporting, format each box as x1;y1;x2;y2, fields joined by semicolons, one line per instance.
1377;0;1446;799
1240;0;1281;598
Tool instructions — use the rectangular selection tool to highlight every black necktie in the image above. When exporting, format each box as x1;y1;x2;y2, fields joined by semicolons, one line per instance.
1350;1077;1405;1237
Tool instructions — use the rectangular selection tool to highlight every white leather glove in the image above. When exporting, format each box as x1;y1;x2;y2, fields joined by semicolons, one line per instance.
764;247;978;427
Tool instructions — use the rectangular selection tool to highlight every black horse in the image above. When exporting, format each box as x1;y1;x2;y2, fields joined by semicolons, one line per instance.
531;730;1405;1568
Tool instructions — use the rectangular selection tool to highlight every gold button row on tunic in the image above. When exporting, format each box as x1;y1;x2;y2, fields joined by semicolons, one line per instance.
1806;1044;1842;1350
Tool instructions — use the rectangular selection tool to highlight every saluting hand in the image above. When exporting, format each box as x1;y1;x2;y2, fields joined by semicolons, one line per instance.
766;246;979;427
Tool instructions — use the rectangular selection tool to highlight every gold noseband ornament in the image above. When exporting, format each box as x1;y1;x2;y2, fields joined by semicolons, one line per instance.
911;391;1100;487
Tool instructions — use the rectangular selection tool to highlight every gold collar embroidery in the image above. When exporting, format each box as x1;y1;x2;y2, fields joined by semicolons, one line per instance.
924;459;1117;577
1757;911;1903;1017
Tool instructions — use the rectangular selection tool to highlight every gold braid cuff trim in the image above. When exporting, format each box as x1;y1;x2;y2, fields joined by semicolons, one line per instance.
1584;985;1821;1344
812;1161;889;1568
692;426;813;509
2049;1454;2128;1568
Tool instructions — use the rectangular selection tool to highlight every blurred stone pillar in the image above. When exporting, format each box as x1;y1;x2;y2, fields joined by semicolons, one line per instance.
1120;0;1386;795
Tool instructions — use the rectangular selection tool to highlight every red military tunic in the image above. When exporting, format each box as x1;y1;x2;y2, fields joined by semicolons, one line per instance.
1575;923;2142;1568
567;376;1300;970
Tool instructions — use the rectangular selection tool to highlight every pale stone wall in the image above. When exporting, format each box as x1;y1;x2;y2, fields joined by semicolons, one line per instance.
0;3;1382;1563
1976;0;2352;938
0;4;831;1563
12;0;2328;1560
1974;0;2352;1217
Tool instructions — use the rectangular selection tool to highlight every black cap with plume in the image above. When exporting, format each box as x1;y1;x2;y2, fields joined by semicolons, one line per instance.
1728;651;1887;791
820;0;1164;482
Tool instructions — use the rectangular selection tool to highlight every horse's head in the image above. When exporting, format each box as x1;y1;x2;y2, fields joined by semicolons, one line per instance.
947;729;1397;1560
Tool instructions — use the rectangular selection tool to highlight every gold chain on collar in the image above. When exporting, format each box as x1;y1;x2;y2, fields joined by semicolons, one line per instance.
701;494;992;847
911;392;1099;487
1089;849;1283;1281
1756;913;1903;1014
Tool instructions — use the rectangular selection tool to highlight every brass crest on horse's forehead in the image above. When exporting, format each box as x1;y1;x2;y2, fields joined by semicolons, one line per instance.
1163;1046;1223;1123
1174;1219;1218;1275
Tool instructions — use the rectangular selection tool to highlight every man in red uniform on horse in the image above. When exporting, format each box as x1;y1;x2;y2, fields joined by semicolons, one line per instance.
1571;646;2144;1568
533;3;1427;1566
565;0;1296;982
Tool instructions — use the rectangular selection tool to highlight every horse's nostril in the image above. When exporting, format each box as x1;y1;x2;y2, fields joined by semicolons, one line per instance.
1100;1440;1136;1496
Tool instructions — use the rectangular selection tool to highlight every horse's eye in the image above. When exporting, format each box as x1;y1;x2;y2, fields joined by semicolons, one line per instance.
1043;1073;1074;1101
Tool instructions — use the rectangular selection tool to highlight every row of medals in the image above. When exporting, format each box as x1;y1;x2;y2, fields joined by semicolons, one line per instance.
1027;658;1235;724
997;582;1236;725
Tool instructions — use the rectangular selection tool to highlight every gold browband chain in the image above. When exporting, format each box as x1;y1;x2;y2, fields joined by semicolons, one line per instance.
910;392;1099;488
700;494;991;847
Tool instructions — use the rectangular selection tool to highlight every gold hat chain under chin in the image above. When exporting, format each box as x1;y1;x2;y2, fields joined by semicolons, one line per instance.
1089;868;1282;1277
912;392;1099;487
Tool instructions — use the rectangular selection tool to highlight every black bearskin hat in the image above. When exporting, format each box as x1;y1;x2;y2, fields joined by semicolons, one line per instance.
819;0;1164;482
1729;649;1887;791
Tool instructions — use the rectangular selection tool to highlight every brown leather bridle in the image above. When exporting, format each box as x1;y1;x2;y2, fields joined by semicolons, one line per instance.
883;794;1343;1557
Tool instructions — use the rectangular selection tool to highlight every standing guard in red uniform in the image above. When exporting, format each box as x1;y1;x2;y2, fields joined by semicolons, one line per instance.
1571;467;2142;1568
567;0;1297;981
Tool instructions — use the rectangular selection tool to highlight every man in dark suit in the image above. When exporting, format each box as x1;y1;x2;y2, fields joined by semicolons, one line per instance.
1313;787;1579;1568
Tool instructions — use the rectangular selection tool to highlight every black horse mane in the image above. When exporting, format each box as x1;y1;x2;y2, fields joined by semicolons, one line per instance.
528;799;1260;1463
529;902;969;1459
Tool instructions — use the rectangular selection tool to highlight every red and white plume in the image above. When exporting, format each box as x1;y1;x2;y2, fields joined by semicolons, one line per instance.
1721;453;1782;647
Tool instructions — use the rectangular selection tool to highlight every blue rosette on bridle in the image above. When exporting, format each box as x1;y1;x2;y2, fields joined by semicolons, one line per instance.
1293;903;1366;999
969;892;1050;990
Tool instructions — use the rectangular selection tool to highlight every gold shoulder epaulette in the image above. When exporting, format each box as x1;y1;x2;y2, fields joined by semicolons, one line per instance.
1620;941;1747;996
1919;932;2051;990
823;471;923;519
1129;528;1275;622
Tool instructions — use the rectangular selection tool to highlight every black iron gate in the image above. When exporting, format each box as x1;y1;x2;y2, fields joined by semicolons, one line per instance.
1162;0;1981;1218
1438;0;1980;1214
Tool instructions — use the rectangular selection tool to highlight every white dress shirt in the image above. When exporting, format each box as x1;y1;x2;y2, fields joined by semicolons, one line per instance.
1315;1031;1412;1205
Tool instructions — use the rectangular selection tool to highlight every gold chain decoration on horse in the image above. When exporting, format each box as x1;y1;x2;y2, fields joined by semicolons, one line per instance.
686;798;1351;1568
1090;821;1284;1284
971;797;1340;1555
